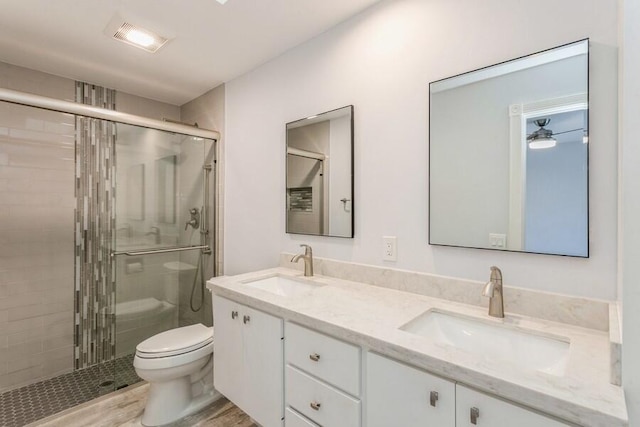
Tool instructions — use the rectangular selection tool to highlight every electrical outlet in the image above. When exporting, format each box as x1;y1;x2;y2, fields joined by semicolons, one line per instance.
489;233;507;248
383;236;397;261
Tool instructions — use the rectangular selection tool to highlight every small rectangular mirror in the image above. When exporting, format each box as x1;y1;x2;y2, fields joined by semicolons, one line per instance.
429;40;588;257
286;105;354;238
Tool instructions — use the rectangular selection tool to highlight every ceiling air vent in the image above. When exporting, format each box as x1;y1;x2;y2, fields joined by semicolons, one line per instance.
113;23;168;53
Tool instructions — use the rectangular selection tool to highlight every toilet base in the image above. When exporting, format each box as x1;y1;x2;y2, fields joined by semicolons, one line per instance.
141;376;221;426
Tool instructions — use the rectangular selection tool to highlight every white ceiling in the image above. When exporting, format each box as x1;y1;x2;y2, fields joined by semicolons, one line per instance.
0;0;380;105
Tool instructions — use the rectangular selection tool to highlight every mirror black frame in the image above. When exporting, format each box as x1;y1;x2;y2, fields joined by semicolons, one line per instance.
428;39;589;257
285;105;354;238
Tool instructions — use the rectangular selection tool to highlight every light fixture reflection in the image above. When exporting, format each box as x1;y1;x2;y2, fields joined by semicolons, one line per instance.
528;137;557;150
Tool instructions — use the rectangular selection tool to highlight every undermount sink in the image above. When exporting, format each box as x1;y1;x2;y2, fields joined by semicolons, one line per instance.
400;310;570;376
242;275;325;297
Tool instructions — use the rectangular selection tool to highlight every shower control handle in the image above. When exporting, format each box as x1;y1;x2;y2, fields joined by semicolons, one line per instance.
185;208;200;230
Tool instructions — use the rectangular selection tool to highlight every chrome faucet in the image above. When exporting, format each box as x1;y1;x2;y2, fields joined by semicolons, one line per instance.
482;266;504;318
146;226;161;244
291;244;314;277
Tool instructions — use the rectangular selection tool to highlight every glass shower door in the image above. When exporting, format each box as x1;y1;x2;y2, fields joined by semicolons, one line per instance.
112;123;212;389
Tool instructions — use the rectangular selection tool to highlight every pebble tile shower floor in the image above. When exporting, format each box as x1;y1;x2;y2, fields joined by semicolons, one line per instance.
0;355;140;427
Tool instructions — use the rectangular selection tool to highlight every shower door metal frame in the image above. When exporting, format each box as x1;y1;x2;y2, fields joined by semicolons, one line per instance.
0;86;220;270
0;87;220;140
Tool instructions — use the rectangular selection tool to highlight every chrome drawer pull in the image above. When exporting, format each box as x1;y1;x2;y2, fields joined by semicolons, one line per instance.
309;353;321;362
243;315;250;324
430;391;438;407
470;407;480;425
310;402;321;411
231;311;238;319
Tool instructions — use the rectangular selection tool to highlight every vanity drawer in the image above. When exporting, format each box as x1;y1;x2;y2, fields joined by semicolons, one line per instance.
286;365;360;427
285;407;320;427
285;322;360;396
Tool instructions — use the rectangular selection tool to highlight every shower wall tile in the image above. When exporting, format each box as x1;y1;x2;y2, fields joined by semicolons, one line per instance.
179;83;224;327
8;304;44;321
117;92;180;121
0;61;75;102
0;89;75;392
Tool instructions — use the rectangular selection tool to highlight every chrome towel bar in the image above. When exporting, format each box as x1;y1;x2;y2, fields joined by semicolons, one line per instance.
111;245;210;257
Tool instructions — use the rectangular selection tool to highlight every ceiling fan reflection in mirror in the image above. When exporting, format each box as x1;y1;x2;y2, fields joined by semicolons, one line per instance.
527;118;585;150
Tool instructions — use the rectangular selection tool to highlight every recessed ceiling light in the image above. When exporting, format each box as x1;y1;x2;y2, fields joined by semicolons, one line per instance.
113;23;168;53
216;0;229;4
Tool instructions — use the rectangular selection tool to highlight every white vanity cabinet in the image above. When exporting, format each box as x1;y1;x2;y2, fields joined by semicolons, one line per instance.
212;295;284;427
284;322;362;427
365;352;456;427
455;385;570;427
366;353;571;427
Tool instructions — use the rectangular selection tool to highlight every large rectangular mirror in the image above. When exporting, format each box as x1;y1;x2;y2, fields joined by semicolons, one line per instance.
429;40;588;257
286;105;354;237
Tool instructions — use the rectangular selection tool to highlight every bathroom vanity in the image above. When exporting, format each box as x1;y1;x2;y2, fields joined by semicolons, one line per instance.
207;260;627;427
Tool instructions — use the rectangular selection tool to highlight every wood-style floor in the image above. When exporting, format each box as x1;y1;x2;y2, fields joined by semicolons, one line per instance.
27;383;257;427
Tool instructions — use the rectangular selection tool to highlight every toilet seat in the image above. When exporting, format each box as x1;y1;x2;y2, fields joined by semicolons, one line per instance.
136;324;213;359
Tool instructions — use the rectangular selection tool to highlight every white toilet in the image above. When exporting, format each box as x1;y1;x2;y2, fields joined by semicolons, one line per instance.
133;323;220;426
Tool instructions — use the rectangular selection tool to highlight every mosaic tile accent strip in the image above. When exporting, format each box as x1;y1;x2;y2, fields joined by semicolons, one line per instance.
0;355;140;427
74;82;117;369
289;187;313;212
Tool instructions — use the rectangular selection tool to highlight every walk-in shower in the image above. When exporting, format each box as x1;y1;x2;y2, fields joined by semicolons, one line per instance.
0;86;218;426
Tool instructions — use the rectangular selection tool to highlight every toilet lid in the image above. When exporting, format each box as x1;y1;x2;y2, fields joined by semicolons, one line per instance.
136;324;213;357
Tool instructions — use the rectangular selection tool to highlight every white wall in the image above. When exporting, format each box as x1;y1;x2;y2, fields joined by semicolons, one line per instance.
620;0;640;422
224;0;619;299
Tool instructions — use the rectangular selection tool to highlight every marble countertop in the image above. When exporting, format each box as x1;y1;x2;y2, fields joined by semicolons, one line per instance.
207;267;627;427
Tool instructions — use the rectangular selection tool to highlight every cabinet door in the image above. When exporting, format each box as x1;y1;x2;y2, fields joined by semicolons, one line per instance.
243;305;284;427
212;295;245;409
366;352;455;427
456;385;570;427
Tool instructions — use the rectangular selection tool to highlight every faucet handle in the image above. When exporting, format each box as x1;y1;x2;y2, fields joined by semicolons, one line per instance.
299;244;312;255
489;266;503;284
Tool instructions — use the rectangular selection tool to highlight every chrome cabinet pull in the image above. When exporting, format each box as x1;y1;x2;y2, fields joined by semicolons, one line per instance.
309;353;320;362
430;391;438;407
470;407;480;425
231;311;238;319
243;315;250;324
310;402;321;411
